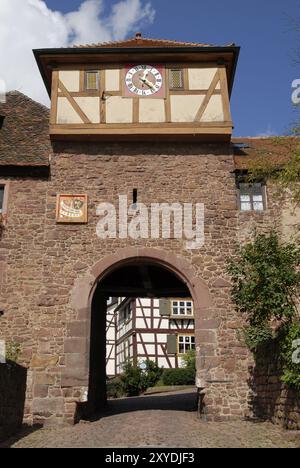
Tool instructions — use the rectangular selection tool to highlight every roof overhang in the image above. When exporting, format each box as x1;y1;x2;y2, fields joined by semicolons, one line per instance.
33;45;240;98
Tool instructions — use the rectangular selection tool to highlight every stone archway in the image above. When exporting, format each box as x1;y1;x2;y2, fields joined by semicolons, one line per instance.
63;248;216;421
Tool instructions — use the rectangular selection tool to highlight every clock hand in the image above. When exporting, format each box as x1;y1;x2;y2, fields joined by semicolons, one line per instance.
144;78;155;90
139;77;155;90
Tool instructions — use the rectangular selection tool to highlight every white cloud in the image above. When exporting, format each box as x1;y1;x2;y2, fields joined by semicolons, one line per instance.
110;0;156;39
0;0;155;105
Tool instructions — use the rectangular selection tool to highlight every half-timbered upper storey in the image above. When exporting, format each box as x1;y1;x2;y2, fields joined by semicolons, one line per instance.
34;34;239;142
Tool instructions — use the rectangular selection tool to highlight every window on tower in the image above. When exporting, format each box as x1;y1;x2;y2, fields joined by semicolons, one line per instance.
169;69;184;90
238;182;266;212
84;71;100;91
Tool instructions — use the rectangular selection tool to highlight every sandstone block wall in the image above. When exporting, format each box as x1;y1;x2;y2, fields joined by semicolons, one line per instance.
0;142;298;428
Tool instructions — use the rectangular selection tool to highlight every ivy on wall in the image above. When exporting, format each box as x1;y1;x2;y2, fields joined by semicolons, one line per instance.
227;233;300;393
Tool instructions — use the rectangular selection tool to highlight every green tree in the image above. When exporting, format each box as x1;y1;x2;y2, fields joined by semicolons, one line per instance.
227;233;300;329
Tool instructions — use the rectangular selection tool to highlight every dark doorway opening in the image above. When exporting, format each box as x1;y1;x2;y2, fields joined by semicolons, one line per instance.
88;261;194;415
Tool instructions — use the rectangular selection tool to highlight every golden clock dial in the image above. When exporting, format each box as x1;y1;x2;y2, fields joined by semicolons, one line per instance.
125;65;163;97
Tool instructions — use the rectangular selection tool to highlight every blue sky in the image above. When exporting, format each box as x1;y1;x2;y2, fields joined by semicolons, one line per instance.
25;1;300;136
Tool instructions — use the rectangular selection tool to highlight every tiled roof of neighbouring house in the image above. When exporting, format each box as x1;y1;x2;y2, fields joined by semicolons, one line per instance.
0;91;50;167
233;137;300;171
73;33;235;49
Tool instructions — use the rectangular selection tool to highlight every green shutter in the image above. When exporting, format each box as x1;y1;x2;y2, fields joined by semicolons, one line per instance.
159;299;171;316
167;335;177;355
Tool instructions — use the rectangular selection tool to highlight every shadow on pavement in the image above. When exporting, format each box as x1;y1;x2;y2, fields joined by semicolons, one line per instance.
87;390;198;422
0;424;43;449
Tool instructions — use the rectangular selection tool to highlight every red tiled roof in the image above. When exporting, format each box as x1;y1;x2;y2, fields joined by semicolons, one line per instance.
0;91;50;167
233;137;300;170
74;33;234;49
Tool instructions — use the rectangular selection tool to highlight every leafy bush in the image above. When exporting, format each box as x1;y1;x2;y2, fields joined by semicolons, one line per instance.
119;360;163;396
227;233;300;327
242;324;274;352
280;322;300;393
107;376;125;399
5;341;21;363
120;362;145;396
181;350;196;370
162;366;196;386
142;360;163;388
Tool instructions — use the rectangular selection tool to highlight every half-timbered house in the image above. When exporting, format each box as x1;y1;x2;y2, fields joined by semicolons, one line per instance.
106;297;195;376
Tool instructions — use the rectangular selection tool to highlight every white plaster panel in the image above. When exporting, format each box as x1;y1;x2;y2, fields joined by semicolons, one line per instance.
188;68;220;90
171;95;205;122
57;97;82;124
105;69;120;92
139;99;165;123
201;95;224;122
74;97;100;123
106;96;133;123
59;71;80;92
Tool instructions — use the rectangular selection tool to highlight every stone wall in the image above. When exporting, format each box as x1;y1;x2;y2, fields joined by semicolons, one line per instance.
0;363;27;441
0;141;296;426
0;177;48;422
249;364;300;430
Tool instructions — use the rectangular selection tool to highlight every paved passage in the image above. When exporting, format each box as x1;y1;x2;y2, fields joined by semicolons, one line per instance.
2;390;299;448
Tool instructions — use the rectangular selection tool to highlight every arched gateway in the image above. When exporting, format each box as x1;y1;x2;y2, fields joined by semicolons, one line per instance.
63;248;215;422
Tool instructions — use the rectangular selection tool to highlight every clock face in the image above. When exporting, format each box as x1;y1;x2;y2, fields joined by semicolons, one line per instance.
124;65;164;98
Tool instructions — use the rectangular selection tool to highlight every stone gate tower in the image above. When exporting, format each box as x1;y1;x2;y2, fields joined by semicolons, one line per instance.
2;34;265;426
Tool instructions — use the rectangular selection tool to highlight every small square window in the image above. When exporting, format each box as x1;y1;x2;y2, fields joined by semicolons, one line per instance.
169;69;184;89
85;71;99;91
239;182;266;212
177;335;196;354
171;299;194;317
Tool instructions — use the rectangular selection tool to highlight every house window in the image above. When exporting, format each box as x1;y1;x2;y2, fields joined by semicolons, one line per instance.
238;183;266;212
169;69;184;89
120;303;132;324
123;339;130;362
172;300;193;317
84;71;99;91
178;335;195;354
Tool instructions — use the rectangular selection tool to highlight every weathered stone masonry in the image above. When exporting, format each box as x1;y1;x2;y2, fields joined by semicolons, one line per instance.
0;138;254;425
1;129;299;427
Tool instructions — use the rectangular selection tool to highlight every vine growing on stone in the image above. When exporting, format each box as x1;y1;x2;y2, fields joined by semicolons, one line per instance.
227;233;300;393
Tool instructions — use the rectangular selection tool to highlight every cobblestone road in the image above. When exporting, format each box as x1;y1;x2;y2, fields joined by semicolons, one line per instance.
2;390;299;448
